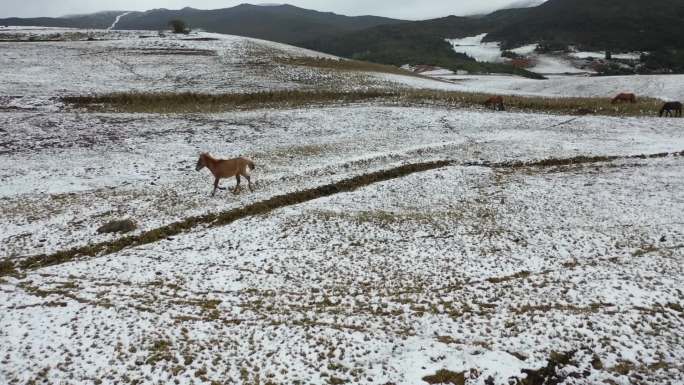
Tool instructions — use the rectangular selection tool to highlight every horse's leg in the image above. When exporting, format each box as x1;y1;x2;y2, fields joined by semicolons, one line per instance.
245;175;253;192
212;178;219;197
234;175;241;194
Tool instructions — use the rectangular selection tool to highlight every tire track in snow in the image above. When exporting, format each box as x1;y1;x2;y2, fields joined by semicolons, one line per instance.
2;150;683;277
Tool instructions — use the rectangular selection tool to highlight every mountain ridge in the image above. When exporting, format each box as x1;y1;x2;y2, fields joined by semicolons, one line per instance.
0;4;407;46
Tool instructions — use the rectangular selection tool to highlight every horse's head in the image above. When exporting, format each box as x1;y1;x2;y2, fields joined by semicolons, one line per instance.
196;153;207;171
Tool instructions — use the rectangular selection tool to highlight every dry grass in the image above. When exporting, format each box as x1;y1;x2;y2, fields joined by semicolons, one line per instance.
402;90;665;117
494;151;684;170
62;90;393;113
422;369;466;385
0;259;17;276
486;270;531;284
267;144;331;158
519;351;576;385
310;209;462;225
63;89;668;117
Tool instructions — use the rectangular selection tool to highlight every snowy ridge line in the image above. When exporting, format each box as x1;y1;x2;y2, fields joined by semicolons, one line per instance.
2;149;682;276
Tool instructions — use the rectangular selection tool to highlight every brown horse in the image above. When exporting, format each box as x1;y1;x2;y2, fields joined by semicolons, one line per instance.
612;93;636;104
660;101;682;117
195;153;256;196
484;96;505;111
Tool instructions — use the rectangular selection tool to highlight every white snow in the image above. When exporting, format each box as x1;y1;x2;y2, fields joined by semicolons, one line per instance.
447;34;593;74
428;73;684;101
108;11;132;31
421;68;456;77
448;33;504;63
530;55;589;74
0;28;460;113
1;27;683;385
510;43;538;56
2;150;683;384
571;51;642;60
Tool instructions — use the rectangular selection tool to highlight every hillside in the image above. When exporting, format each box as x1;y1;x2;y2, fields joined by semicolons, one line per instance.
303;0;684;77
115;5;404;45
0;11;124;29
0;4;543;78
482;0;684;51
0;5;405;46
302;16;544;79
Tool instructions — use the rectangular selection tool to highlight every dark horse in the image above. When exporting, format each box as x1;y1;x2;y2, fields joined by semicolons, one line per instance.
484;96;505;111
660;101;682;117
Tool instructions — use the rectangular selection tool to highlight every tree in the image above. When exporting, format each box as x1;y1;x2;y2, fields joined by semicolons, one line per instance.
169;19;190;34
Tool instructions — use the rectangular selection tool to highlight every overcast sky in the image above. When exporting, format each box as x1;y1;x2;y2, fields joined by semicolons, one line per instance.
0;0;543;20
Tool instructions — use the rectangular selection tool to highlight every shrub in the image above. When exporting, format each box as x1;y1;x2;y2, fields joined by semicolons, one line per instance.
97;219;138;234
169;19;190;34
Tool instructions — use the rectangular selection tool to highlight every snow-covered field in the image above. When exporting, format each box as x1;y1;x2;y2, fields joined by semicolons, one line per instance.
432;74;684;101
1;28;684;385
0;28;464;112
2;107;684;259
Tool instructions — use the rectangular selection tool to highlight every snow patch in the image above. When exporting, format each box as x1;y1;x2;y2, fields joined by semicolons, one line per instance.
447;33;504;63
108;12;132;31
571;51;642;60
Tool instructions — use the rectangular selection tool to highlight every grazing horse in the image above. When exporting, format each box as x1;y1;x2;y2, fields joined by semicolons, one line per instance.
484;96;505;111
659;101;682;117
195;153;256;196
612;93;636;104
